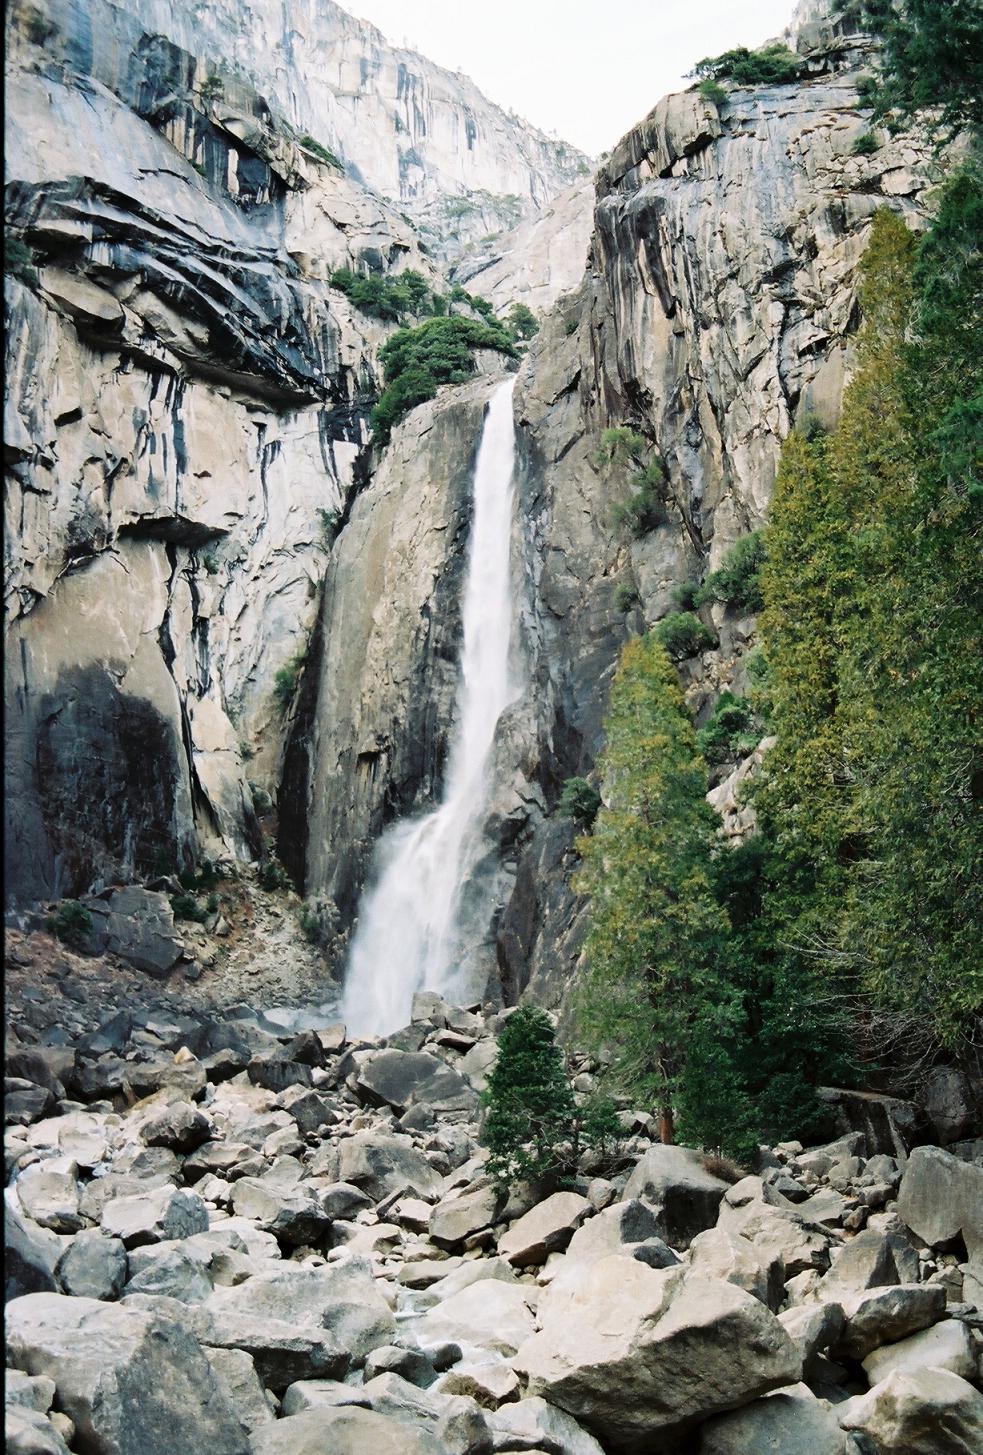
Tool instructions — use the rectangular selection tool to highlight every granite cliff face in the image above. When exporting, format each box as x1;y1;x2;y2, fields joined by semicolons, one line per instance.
2;0;949;1016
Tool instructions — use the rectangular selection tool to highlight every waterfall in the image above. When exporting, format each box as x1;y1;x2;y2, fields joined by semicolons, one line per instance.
342;377;522;1037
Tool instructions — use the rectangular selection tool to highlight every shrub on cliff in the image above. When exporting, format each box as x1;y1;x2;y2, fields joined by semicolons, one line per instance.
558;776;602;829
45;900;93;950
371;315;516;443
691;44;802;87
654;612;716;660
694;530;767;614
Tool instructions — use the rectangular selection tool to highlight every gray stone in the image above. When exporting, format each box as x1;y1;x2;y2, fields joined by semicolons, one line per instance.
230;1179;333;1247
355;1051;477;1116
688;1227;784;1310
491;1395;604;1455
363;1345;437;1388
434;1358;520;1409
56;1230;127;1300
835;1284;947;1361
206;1348;277;1432
5;1406;72;1455
862;1317;977;1384
498;1193;591;1267
429;1184;504;1248
838;1367;983;1453
5;1370;57;1414
778;1302;845;1368
623;1145;729;1248
206;1262;394;1375
5;1202;60;1302
5;1292;248;1454
16;1160;83;1234
101;1186;209;1248
101;888;185;977
248;1406;447;1454
415;1279;536;1357
281;1381;372;1416
897;1146;983;1260
919;1067;978;1146
821;1227;920;1294
335;1134;444;1200
699;1381;850;1454
141;1101;213;1153
124;1246;214;1303
515;1259;801;1447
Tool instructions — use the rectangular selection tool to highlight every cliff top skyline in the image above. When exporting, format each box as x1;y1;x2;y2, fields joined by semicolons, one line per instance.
351;0;797;153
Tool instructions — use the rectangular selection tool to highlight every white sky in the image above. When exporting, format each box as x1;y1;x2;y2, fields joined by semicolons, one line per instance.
350;0;797;155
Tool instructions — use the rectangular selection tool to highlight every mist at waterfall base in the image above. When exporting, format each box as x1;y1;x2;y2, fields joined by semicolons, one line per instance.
341;378;523;1037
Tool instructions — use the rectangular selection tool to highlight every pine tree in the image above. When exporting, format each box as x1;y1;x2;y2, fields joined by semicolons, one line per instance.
575;634;731;1143
481;1004;576;1190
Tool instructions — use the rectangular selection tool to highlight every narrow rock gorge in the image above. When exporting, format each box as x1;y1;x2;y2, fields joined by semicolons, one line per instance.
5;0;982;1450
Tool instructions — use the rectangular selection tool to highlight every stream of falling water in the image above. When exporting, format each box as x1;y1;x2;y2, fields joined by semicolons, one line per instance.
341;377;522;1036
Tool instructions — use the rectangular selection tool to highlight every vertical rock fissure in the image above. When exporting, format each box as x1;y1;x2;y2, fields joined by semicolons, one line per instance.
341;377;522;1036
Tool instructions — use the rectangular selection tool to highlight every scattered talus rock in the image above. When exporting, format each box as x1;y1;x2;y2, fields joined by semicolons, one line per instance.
248;1406;447;1455
355;1052;478;1116
698;1381;851;1454
6;1292;249;1455
497;1192;591;1267
514;1257;801;1449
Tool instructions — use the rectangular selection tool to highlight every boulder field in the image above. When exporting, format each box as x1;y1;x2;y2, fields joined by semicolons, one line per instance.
5;981;983;1455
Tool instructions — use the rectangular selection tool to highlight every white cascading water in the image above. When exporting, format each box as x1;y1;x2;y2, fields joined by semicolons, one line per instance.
342;377;522;1036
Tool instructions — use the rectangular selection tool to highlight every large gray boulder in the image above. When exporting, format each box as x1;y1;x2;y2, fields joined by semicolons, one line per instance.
229;1179;333;1246
5;1405;72;1455
206;1262;394;1378
334;1134;443;1200
862;1318;977;1385
15;1160;83;1234
56;1229;128;1300
5;1202;60;1302
85;887;184;977
820;1226;919;1295
897;1146;983;1260
834;1284;947;1362
101;1185;209;1247
5;1292;248;1455
698;1381;850;1454
514;1257;801;1449
490;1395;604;1455
248;1406;447;1454
415;1279;536;1357
429;1185;504;1248
354;1051;477;1116
498;1192;591;1267
688;1228;784;1310
623;1145;729;1248
838;1367;983;1453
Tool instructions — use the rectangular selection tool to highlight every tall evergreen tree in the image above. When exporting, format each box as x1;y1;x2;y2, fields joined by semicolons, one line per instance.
575;634;731;1143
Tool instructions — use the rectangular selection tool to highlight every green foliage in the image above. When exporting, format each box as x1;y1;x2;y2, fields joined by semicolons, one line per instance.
298;897;337;948
178;858;222;893
576;636;731;1133
45;900;92;949
5;235;38;286
691;44;802;87
852;130;880;155
759;190;983;1060
670;580;700;612
835;0;983;136
654;612;716;660
192;161;207;178
694;530;767;613
201;549;220;575
599;429;671;537
371;315;516;443
318;507;341;548
273;651;306;713
170;892;211;923
482;1004;577;1189
300;134;343;169
613;582;640;613
200;74;224;103
330;267;436;324
564;317;579;336
24;6;56;44
259;857;292;892
506;301;539;340
558;776;602;830
696;692;758;766
698;78;728;106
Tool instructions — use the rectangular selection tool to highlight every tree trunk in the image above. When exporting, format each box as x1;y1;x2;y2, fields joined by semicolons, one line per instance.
659;1105;675;1144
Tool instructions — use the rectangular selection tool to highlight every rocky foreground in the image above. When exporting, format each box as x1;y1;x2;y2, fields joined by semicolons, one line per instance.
5;959;983;1455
